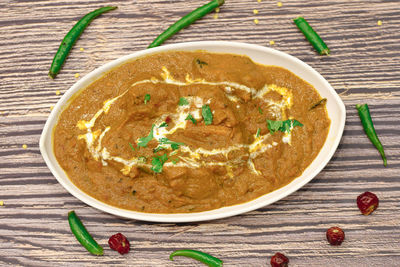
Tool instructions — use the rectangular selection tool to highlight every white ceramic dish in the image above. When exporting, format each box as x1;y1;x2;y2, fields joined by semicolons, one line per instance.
40;41;346;223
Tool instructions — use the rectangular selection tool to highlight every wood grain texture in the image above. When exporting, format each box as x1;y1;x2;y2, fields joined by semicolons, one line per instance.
1;0;400;266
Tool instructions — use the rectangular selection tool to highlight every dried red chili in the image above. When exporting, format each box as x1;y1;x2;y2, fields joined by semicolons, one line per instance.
270;252;289;267
357;191;379;215
326;227;345;246
108;233;130;254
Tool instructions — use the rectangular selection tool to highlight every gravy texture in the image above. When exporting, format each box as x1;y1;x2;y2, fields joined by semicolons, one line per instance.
54;51;330;213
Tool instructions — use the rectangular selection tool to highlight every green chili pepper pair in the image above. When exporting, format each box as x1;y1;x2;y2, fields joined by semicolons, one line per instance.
49;0;224;78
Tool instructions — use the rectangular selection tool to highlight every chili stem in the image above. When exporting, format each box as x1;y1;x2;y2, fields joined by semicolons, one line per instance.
170;249;223;267
293;17;330;55
49;6;117;79
356;104;387;166
148;0;224;48
68;211;104;255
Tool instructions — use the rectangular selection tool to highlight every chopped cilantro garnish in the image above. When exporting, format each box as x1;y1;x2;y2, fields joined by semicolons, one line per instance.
256;128;261;138
129;142;135;151
137;124;155;148
178;97;189;106
258;107;263;114
196;59;208;68
201;104;213;125
151;153;168;173
158;137;184;151
267;119;303;134
185;114;197;125
144;94;151;104
172;158;179;165
137;156;147;163
159;122;168;128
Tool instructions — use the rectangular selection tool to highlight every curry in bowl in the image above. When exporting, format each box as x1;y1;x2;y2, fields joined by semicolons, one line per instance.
54;51;330;213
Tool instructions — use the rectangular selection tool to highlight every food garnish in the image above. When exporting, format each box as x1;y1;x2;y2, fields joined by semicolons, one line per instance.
196;59;208;68
159;122;168;128
293;17;330;55
179;97;189;106
202;104;213;125
258;107;263;114
357;191;379;215
309;98;327;110
144;94;151;104
326;227;345;246
129;143;135;151
151;153;169;173
356;104;387;166
49;6;117;78
158;137;184;150
267;119;303;134
148;0;225;48
137;125;155;148
185;114;197;124
270;252;289;267
169;249;223;267
108;233;130;255
68;211;103;255
256;128;261;138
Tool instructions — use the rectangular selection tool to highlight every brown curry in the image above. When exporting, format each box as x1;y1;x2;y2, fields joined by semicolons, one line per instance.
54;51;330;213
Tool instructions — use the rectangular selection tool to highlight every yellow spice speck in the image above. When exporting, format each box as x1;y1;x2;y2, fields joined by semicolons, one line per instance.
254;19;259;24
75;73;80;78
0;201;3;206
50;106;54;111
56;90;60;95
253;9;259;14
269;40;275;45
257;0;262;2
213;13;218;19
377;20;382;26
22;144;27;149
215;7;220;13
80;47;84;51
277;2;282;7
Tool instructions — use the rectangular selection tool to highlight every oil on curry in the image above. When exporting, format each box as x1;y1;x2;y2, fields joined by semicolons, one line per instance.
53;51;330;213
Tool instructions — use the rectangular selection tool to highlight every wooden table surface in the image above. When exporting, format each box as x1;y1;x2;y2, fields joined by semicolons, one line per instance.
1;0;399;266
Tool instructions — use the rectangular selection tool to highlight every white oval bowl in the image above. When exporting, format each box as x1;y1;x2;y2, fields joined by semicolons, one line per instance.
40;41;346;223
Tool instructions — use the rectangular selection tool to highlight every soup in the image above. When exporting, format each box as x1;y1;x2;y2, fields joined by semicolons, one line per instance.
53;51;330;213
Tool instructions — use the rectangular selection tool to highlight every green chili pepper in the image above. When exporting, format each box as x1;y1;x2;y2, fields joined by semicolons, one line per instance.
68;211;104;255
356;104;387;166
148;0;224;48
293;17;330;55
49;6;117;79
170;249;223;267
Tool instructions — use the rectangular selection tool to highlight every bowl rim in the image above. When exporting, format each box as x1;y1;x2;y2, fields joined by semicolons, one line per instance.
40;41;346;223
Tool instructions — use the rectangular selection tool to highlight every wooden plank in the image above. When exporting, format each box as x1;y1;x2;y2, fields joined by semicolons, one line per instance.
1;0;400;266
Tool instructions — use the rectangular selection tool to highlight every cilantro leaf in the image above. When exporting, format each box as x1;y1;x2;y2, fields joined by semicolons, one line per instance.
172;158;179;164
159;122;168;128
196;59;208;68
151;153;168;173
144;94;151;104
267;119;303;134
178;97;189;106
201;104;213;125
137;124;155;148
185;114;197;125
258;107;263;114
158;137;184;151
256;128;261;138
129;142;135;151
